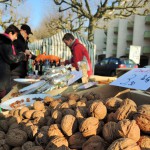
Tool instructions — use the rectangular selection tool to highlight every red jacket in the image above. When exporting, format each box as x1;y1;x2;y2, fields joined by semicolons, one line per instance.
70;39;93;77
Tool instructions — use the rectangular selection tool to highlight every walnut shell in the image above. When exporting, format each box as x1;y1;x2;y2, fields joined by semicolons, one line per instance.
33;101;45;111
48;124;64;137
46;116;55;126
45;136;68;149
82;135;108;150
117;119;140;142
62;108;75;116
22;141;35;150
6;129;27;147
23;125;38;140
102;122;119;143
88;101;107;120
107;138;141;150
0;131;5;140
23;110;35;119
68;99;76;108
13;109;20;117
0;139;10;150
137;135;150;150
121;98;137;107
12;147;21;150
134;105;150;134
51;110;62;124
0;120;9;132
32;111;44;119
75;107;88;119
35;131;49;148
50;99;62;109
105;97;123;111
76;101;86;107
68;93;80;101
33;117;47;127
59;102;70;109
19;106;29;117
114;104;137;121
44;96;54;104
61;115;78;136
28;146;44;150
79;117;103;137
8;123;23;131
68;132;86;149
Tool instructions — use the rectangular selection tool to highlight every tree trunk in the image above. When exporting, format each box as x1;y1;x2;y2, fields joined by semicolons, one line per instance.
87;19;95;42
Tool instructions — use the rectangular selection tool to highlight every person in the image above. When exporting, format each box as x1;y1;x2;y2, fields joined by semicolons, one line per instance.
11;24;36;81
62;33;93;77
0;24;31;100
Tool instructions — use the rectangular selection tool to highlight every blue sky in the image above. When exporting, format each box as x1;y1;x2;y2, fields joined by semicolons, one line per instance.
18;0;56;29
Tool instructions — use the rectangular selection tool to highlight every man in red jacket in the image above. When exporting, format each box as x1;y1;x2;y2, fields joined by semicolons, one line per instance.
62;33;93;77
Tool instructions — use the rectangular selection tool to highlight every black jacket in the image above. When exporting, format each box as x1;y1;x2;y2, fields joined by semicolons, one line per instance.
0;34;25;89
0;34;25;79
11;34;36;77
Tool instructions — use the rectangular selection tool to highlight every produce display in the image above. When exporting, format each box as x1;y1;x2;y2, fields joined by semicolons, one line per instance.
0;91;149;150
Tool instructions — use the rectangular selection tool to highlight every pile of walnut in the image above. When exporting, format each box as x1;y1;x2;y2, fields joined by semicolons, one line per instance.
0;92;149;150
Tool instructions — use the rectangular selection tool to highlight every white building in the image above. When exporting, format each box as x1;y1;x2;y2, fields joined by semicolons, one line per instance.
94;14;150;67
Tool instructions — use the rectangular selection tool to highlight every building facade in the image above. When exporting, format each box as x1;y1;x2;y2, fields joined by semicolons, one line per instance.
94;14;150;67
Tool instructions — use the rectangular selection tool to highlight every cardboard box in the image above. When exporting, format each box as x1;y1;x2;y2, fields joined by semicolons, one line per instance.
89;75;116;82
75;85;150;106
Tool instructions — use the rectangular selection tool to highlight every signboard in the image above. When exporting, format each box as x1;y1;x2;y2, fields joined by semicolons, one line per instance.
129;45;141;64
68;70;82;85
110;68;150;91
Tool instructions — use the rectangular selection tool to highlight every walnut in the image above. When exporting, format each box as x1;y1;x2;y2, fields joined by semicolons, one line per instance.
19;106;29;117
35;131;49;148
33;101;44;111
79;117;103;137
22;141;35;150
51;110;62;124
5;129;27;147
48;124;64;137
105;97;123;112
0;120;9;132
45;136;68;149
43;96;54;104
134;105;150;134
0;139;10;149
0;131;5;140
62;108;75;116
32;111;44;119
68;93;80;101
117;119;140;142
23;110;35;119
107;138;141;150
114;103;137;121
28;146;44;150
61;115;78;136
137;135;150;150
88;101;107;120
68;132;86;149
82;135;108;150
102;122;119;143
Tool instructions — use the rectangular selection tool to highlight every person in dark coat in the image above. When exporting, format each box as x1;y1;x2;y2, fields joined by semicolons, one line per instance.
11;24;36;81
62;33;93;77
0;24;31;100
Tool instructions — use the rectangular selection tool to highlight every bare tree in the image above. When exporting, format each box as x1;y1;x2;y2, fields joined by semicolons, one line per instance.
53;0;150;42
0;0;28;30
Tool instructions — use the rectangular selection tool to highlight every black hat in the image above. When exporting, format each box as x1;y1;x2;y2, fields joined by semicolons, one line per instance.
21;24;33;35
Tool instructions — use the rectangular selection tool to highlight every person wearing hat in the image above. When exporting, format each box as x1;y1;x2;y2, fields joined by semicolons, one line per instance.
11;24;36;84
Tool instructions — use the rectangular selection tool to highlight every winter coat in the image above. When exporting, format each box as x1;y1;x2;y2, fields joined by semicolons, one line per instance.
0;33;25;92
70;39;93;77
11;34;36;78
